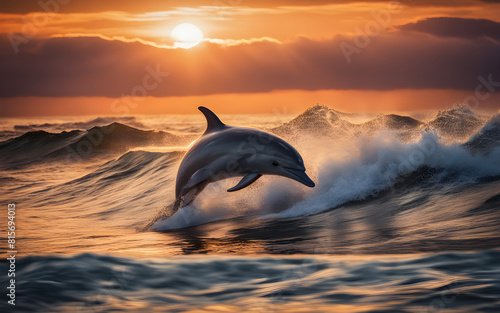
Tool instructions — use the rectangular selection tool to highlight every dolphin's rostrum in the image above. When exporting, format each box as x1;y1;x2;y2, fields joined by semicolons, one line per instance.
174;106;315;210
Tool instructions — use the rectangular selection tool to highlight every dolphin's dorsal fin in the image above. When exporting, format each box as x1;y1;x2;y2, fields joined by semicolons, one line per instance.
199;106;226;135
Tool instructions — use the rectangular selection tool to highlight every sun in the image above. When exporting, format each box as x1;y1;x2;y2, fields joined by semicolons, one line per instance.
171;23;204;49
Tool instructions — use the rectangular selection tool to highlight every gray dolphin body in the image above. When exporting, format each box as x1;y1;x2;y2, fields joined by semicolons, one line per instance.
174;106;315;210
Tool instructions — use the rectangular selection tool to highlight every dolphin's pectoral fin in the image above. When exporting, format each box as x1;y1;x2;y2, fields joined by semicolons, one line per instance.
227;173;262;192
182;168;212;196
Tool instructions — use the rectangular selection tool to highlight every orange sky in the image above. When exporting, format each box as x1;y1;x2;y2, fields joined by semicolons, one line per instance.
1;0;499;116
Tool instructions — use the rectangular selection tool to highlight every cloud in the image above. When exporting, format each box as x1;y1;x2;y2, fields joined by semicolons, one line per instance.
398;17;500;42
49;33;282;49
0;18;499;98
0;0;498;14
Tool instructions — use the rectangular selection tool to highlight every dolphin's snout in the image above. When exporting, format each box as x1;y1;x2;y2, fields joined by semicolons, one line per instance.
284;167;315;187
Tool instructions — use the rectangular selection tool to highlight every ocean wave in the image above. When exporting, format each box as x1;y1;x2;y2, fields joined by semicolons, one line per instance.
0;129;84;169
272;104;485;144
0;122;193;169
272;130;500;218
63;122;188;153
272;105;357;139
0;105;492;169
25;150;183;226
13;116;148;131
464;113;500;154
2;251;499;312
3;107;500;257
151;130;500;230
428;104;488;141
4;105;500;230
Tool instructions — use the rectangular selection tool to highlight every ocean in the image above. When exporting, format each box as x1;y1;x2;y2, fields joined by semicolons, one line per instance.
1;104;499;312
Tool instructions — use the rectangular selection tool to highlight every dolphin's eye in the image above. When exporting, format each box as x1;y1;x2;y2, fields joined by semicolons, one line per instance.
272;161;279;167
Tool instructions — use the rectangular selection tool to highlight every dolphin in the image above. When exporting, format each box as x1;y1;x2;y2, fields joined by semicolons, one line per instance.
174;106;315;210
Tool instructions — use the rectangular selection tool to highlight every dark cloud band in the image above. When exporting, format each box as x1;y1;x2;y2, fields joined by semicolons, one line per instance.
1;17;499;97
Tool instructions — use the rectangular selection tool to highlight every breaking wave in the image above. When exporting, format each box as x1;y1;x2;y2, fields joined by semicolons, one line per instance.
2;105;499;232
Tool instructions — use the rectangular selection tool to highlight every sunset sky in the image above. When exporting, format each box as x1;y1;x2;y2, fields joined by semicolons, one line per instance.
1;0;500;116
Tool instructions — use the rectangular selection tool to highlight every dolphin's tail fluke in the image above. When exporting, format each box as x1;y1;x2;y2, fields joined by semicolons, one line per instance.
173;196;183;213
176;180;209;211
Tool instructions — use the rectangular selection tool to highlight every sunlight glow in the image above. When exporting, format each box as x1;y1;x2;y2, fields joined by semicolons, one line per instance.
171;23;204;49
